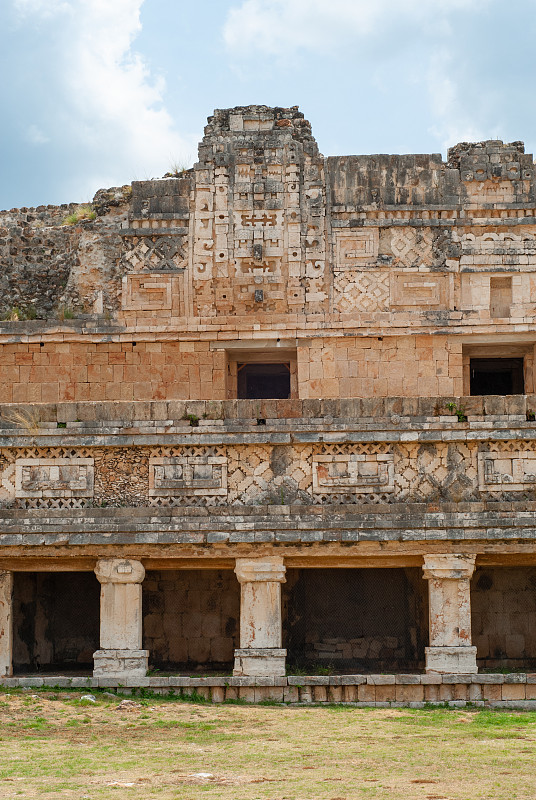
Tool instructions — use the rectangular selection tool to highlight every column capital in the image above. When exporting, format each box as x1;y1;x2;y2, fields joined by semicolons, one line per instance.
94;558;145;585
235;557;286;584
423;554;476;581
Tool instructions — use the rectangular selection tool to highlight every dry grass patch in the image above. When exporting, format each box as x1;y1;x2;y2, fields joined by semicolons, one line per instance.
0;690;535;799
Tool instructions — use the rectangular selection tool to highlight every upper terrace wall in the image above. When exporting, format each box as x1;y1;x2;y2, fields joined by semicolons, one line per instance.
0;334;461;403
1;105;536;341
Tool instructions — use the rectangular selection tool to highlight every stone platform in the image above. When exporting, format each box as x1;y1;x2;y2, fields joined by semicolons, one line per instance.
2;673;535;709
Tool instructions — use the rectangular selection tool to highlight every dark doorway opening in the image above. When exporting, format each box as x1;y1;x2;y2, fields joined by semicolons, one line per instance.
143;570;240;672
237;362;291;399
472;567;536;670
470;357;524;395
283;568;428;673
12;572;100;674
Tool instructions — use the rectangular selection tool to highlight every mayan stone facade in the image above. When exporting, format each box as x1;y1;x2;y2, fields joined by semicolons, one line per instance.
1;106;536;702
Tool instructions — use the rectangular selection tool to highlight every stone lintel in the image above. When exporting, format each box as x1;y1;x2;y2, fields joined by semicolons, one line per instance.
94;558;145;584
422;553;476;581
234;556;286;584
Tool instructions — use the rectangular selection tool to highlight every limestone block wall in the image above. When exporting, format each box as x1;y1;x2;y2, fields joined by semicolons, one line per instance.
283;568;428;671
298;335;462;398
0;333;463;403
472;567;536;669
142;570;239;670
3;109;536;382
0;341;226;403
12;573;100;672
4;672;536;707
0;210;77;319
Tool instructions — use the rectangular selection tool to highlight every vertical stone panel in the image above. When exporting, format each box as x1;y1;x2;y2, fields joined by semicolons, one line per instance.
0;572;13;677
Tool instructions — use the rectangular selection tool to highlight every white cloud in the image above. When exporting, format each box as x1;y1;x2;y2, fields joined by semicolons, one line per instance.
13;0;71;17
11;0;193;195
223;0;484;57
425;48;487;152
25;124;49;145
63;1;191;173
223;0;503;156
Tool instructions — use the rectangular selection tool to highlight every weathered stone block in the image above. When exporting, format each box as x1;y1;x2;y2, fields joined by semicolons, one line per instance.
93;649;148;678
502;683;526;701
233;648;286;677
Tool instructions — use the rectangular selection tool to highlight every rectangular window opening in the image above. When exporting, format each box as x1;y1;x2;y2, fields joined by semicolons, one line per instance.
470;357;524;396
237;362;291;399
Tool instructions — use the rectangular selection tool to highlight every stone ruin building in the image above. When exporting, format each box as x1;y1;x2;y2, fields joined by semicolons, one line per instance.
1;104;536;705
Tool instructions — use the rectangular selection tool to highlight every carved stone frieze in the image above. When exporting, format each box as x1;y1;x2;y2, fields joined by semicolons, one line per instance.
478;451;536;491
312;453;395;494
14;458;94;499
390;273;449;308
334;229;379;268
121;273;175;311
149;455;228;497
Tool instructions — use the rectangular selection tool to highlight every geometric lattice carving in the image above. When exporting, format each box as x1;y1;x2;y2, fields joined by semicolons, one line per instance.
394;443;478;502
478;451;536;491
225;444;313;506
334;229;379;267
333;270;390;312
121;273;173;310
18;498;92;509
391;228;433;266
15;458;94;499
120;234;187;272
312;453;394;493
4;439;536;510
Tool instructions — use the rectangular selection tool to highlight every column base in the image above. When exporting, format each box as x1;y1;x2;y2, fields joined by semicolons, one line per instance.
93;649;149;679
233;648;286;677
425;645;478;674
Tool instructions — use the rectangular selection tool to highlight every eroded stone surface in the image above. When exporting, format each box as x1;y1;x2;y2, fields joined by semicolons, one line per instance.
1;107;536;685
0;571;13;677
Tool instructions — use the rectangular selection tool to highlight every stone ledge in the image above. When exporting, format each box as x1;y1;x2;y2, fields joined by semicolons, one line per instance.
2;673;535;707
0;396;535;429
2;423;536;449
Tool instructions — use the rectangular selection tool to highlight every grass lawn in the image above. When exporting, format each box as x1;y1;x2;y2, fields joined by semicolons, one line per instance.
0;690;535;799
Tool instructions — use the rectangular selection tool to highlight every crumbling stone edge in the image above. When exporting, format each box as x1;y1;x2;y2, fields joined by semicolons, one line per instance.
2;673;535;708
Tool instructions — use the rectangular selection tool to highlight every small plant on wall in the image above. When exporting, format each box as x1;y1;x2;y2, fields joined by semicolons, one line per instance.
56;305;75;321
62;205;96;225
3;305;37;321
445;402;468;422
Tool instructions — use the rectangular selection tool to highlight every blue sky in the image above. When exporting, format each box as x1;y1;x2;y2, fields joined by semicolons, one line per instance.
2;0;536;209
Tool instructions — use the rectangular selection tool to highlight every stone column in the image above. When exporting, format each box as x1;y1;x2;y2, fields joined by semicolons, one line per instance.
93;559;148;679
234;556;286;677
423;554;477;673
0;571;13;678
